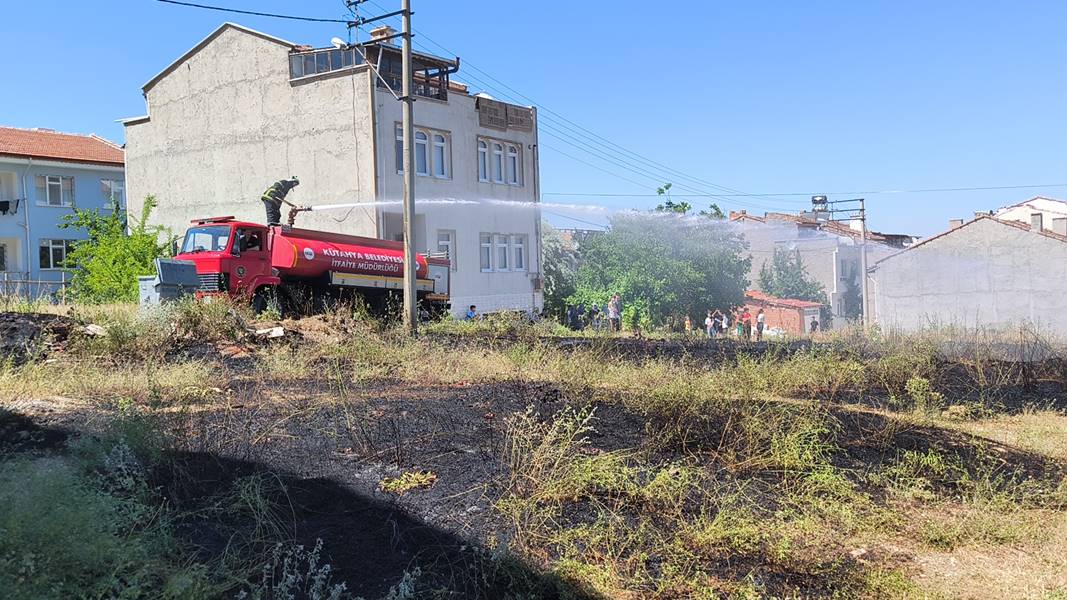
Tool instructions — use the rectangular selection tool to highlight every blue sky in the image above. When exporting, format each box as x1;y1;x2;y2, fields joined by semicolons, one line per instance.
3;1;1066;235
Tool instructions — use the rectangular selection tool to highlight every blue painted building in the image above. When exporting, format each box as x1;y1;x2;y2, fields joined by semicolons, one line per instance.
0;126;125;297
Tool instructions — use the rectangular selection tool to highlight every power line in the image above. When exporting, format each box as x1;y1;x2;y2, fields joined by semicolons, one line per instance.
541;182;1067;198
359;0;799;208
156;0;352;23
542;210;608;229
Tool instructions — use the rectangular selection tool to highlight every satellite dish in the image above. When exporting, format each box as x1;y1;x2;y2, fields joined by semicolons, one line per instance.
331;37;346;49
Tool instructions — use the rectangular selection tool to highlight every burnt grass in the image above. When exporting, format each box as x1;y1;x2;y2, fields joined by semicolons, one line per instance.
3;314;1067;598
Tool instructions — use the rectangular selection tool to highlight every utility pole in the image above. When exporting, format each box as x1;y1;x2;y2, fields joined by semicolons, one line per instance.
858;198;870;327
400;0;417;334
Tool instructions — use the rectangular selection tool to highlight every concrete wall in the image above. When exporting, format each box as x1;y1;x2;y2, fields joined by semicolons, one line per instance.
373;89;542;316
870;217;1067;336
125;26;379;241
0;157;124;296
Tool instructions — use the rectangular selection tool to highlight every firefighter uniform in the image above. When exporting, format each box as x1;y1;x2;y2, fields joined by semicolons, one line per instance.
261;177;300;225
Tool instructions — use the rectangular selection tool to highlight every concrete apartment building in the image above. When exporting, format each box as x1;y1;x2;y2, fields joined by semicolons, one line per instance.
869;214;1067;337
0;126;125;296
124;23;542;316
729;210;915;327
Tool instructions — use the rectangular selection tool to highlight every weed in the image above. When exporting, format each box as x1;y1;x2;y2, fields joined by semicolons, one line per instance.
379;471;438;496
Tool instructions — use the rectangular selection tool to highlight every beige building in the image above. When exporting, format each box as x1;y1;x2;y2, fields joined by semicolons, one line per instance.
991;196;1067;236
729;210;915;327
123;23;543;316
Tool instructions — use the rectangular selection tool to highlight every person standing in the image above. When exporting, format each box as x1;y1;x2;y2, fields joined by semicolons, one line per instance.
566;304;578;330
741;308;753;341
260;177;300;225
607;294;622;333
684;314;693;336
705;310;716;339
755;308;766;341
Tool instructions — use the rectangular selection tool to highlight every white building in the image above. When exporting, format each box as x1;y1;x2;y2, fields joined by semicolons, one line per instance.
123;23;542;316
870;214;1067;337
992;196;1067;236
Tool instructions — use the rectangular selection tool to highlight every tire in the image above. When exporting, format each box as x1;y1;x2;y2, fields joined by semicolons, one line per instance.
251;288;273;316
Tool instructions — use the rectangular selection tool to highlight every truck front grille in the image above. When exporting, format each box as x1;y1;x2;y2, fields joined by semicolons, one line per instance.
197;273;227;292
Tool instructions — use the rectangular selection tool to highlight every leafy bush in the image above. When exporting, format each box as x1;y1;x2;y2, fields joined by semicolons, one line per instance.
60;196;174;303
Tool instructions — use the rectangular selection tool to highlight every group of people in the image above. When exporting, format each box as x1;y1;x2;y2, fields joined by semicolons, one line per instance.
566;293;622;332
700;307;767;341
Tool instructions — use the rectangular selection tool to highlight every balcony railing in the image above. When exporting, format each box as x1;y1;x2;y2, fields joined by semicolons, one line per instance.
375;74;447;101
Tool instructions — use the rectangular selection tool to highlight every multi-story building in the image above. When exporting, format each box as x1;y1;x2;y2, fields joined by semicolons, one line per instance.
729;210;916;326
0;126;125;296
991;196;1067;236
123;23;543;316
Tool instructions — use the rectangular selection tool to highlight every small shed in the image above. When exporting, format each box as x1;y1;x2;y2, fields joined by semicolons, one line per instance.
743;290;823;335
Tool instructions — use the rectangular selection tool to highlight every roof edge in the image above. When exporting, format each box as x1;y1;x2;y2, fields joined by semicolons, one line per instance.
872;213;1067;267
142;22;295;94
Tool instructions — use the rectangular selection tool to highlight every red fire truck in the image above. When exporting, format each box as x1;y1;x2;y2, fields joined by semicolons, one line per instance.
150;216;450;314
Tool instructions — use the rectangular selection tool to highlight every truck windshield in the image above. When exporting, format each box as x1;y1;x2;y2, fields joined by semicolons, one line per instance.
181;226;231;253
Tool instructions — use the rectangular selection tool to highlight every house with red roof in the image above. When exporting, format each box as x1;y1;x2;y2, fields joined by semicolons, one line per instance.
742;290;823;336
0;126;125;296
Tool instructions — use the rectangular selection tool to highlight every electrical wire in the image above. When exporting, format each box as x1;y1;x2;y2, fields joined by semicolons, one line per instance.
542;210;608;229
359;0;801;208
156;0;352;23
541;182;1067;198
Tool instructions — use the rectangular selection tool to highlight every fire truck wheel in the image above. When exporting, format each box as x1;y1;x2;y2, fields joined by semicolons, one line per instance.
251;288;272;315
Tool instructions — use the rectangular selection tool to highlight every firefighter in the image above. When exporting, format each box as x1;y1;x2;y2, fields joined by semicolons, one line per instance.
261;177;300;225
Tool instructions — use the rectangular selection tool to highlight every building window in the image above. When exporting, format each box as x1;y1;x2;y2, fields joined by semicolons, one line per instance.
36;175;74;206
511;234;526;271
507;145;521;185
491;143;504;183
289;47;361;79
0;242;7;271
437;230;456;271
396;124;450;179
494;234;509;271
478;137;524;187
478;141;488;182
433;134;449;178
39;239;74;270
101;179;125;209
415;131;429;175
479;234;492;272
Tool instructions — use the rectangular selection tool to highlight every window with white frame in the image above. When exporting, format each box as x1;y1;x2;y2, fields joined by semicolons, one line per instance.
101;179;125;209
39;239;74;269
511;234;526;271
494;234;510;271
491;143;504;183
36;175;74;206
395;124;450;179
478;140;488;182
415;131;429;175
480;233;528;272
478;137;523;186
437;230;456;270
507;145;521;185
479;234;492;272
433;134;449;178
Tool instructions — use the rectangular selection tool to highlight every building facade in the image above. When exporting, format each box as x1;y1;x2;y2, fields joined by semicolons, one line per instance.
0;126;125;297
124;23;543;316
742;290;822;336
729;210;915;327
869;214;1067;337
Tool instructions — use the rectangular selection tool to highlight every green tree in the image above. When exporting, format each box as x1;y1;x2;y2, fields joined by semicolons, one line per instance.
571;212;749;328
757;247;827;303
540;221;581;319
60;196;174;303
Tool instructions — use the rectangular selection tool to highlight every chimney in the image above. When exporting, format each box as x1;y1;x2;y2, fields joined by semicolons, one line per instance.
1031;212;1044;231
369;25;398;44
949;218;964;229
1053;217;1067;237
